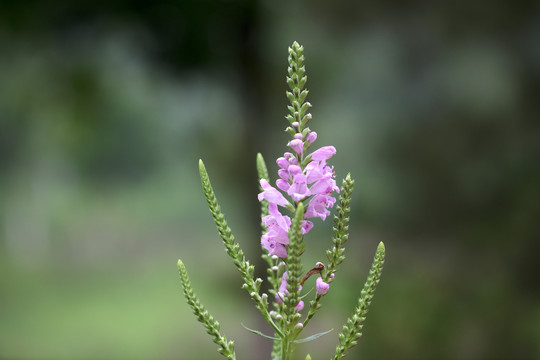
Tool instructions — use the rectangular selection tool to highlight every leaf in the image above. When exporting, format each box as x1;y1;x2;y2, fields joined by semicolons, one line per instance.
241;323;280;340
299;287;313;299
294;328;333;343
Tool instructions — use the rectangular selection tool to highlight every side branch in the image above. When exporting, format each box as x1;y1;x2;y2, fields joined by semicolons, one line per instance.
332;242;385;360
177;260;236;360
199;159;283;337
303;174;354;328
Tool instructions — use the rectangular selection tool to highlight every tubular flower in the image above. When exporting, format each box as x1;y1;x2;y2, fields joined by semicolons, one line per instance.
275;272;304;311
258;130;338;258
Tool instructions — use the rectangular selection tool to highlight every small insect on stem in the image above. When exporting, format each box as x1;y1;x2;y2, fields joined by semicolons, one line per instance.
300;262;325;285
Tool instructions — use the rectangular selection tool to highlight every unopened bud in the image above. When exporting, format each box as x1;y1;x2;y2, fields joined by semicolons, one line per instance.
295;323;303;330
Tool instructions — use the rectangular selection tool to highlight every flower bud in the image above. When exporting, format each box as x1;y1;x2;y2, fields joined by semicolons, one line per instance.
288;165;302;176
288;138;304;155
316;277;330;295
306;131;317;144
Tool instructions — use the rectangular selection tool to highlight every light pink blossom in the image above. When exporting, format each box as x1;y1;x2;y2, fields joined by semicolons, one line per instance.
275;272;304;311
288;173;310;202
258;179;290;206
288;138;304;155
306;131;317;144
308;146;336;161
316;277;330;295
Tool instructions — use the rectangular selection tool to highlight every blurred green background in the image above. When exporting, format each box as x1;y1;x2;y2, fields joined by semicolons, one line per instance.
1;1;539;359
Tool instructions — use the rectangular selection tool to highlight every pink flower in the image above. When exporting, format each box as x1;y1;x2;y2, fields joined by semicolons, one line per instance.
261;204;291;258
306;131;317;144
275;272;304;311
316;277;330;295
276;157;289;169
258;179;290;206
276;179;290;192
261;236;288;258
308;146;336;161
288;138;304;155
263;203;291;233
259;139;339;259
305;194;336;220
301;220;314;234
278;169;291;180
283;152;297;164
287;173;311;202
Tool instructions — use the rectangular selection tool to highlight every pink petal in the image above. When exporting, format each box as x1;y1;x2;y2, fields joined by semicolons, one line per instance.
316;277;330;295
308;146;336;161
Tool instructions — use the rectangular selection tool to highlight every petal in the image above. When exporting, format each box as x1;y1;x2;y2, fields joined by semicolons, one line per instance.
316;277;330;295
276;179;290;192
308;146;336;161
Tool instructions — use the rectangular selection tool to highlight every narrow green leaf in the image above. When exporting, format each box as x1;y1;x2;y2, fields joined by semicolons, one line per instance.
241;323;279;340
294;328;333;343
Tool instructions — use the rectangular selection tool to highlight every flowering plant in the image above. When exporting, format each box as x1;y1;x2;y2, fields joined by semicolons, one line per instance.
177;42;385;360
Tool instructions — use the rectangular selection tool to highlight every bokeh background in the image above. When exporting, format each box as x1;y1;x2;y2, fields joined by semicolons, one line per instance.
1;1;539;359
